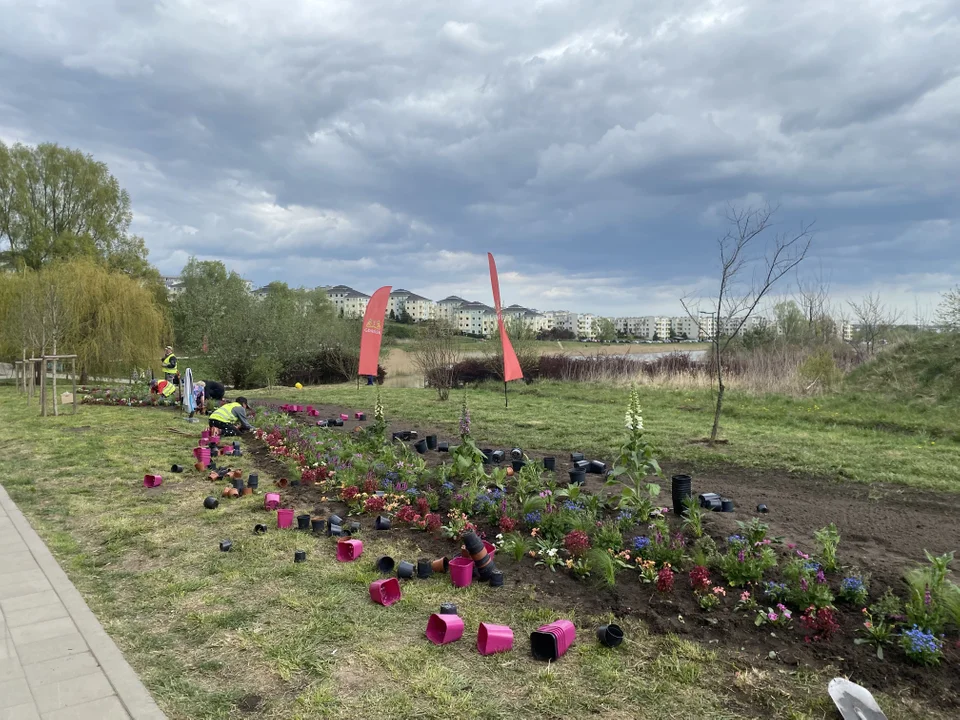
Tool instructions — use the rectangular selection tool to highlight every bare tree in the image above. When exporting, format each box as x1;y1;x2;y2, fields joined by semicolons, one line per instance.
935;286;960;331
412;320;462;400
796;262;833;340
682;205;814;444
847;293;903;360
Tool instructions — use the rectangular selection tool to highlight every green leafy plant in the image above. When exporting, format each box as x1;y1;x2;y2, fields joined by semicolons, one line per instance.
718;536;777;587
593;521;624;553
838;574;869;605
900;626;944;666
904;551;956;634
681;496;705;539
855;608;894;660
870;589;903;621
588;548;617;588
567;557;593;580
499;532;533;562
814;523;841;572
606;386;662;518
534;538;563;572
783;558;835;609
754;605;793;629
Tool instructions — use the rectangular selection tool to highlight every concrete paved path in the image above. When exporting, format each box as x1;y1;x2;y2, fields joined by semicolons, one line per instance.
0;486;167;720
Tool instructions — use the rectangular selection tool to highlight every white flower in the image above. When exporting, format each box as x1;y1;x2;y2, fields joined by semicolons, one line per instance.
547;548;557;557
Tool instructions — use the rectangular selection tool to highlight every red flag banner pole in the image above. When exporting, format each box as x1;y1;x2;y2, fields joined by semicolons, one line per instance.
487;253;523;407
358;286;392;380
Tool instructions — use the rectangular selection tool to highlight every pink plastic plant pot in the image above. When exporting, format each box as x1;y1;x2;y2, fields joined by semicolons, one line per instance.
460;541;496;561
142;474;162;488
449;557;475;588
339;413;349;421
354;411;364;419
221;446;234;456
193;447;211;463
336;539;363;562
369;578;402;606
426;613;465;645
477;622;514;656
277;508;294;529
264;493;281;510
308;409;320;417
542;619;576;648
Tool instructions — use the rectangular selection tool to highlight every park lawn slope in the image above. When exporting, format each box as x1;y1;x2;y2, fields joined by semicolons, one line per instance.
258;381;960;492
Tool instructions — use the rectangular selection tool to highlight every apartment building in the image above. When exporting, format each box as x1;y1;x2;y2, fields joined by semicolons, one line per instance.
388;289;437;322
162;276;185;297
436;296;467;324
322;285;371;318
542;311;577;334
502;304;548;333
839;320;854;342
577;313;597;339
457;301;495;336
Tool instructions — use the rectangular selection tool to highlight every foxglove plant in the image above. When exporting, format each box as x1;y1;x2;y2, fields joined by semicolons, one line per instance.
607;385;662;518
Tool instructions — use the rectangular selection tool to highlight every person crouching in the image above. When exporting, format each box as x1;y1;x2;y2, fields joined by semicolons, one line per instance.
208;397;253;437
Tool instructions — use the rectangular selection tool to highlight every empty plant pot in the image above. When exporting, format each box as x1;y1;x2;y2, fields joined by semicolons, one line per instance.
374;515;391;531
480;448;493;463
417;558;433;579
193;447;211;463
264;493;281;510
698;493;722;511
543;457;556;471
721;498;735;513
230;469;243;480
369;578;401;606
219;540;232;552
294;550;306;563
426;613;464;645
570;452;585;462
510;447;523;461
221;446;234;456
203;496;219;510
336;539;363;562
247;473;259;489
757;504;769;513
531;620;576;661
426;435;437;450
232;478;245;493
490;449;505;463
194;462;205;472
327;524;343;536
596;624;624;648
488;570;504;587
355;411;366;420
297;514;311;530
143;474;162;488
171;464;184;473
588;460;606;474
253;524;267;535
348;521;362;534
328;514;344;527
461;539;496;561
449;557;474;588
277;508;294;529
375;556;396;573
414;439;428;454
311;518;325;533
339;413;349;421
671;475;693;516
396;561;415;579
221;486;233;498
511;460;526;473
439;603;458;615
229;488;240;498
477;622;514;656
437;442;449;452
275;478;289;488
242;487;253;496
431;557;450;574
569;469;586;485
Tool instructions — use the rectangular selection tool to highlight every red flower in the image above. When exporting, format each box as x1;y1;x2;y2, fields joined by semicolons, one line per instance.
364;496;386;513
563;530;592;558
499;515;516;533
423;513;442;532
656;566;675;594
363;477;376;495
689;565;711;593
341;486;359;501
395;505;417;524
416;497;430;515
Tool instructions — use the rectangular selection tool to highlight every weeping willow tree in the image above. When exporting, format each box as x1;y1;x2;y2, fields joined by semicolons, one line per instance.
0;259;168;381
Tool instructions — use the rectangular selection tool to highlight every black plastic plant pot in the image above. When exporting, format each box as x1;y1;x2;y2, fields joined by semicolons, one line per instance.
596;624;624;648
327;524;343;537
232;478;245;492
489;570;504;588
397;561;415;579
376;556;396;573
219;540;232;552
171;464;184;473
463;532;484;555
417;558;434;579
374;516;391;531
569;469;586;485
543;457;556;471
438;442;449;452
408;431;418;439
294;550;306;563
348;521;362;534
439;603;458;615
356;412;365;421
297;514;311;530
248;473;259;488
311;518;325;533
512;460;525;473
510;447;523;461
328;514;344;527
573;460;589;471
491;450;505;463
253;524;267;535
476;556;497;581
290;480;301;487
588;460;606;474
757;504;769;514
414;439;428;454
426;435;438;450
698;492;721;508
480;449;493;464
203;496;219;510
570;452;585;462
721;499;735;513
530;630;560;661
233;441;241;452
671;475;693;516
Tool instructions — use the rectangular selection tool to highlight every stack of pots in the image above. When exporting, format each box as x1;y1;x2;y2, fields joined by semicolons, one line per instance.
462;532;496;581
530;619;576;661
671;474;693;516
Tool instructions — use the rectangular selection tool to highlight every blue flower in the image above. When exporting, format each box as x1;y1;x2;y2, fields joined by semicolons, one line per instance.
617;510;635;524
563;501;583;512
524;511;542;525
902;626;943;654
489;489;504;501
633;536;650;551
841;577;864;592
803;561;821;573
727;534;745;545
405;488;419;496
379;478;393;490
441;482;455;492
763;581;788;600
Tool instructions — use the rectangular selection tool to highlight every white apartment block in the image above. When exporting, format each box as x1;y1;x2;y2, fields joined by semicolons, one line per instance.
503;305;548;333
388;289;437;322
839;320;854;342
322;285;371;318
436;296;466;325
578;313;597;339
542;311;578;334
457;302;495;336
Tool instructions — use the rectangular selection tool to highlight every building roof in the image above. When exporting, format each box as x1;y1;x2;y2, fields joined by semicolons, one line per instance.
438;295;467;305
391;289;432;302
459;302;494;312
323;285;371;299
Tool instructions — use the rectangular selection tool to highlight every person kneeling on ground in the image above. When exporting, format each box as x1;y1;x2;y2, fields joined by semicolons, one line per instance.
208;397;253;436
150;378;179;402
202;380;225;403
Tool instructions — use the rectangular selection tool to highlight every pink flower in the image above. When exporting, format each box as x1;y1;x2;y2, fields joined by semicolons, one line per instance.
768;612;779;622
787;543;796;550
740;591;751;602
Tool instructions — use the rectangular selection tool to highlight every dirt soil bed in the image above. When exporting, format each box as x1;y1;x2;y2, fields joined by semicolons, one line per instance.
245;401;960;711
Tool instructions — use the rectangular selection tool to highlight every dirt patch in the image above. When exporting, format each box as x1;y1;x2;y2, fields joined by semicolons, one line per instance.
245;400;960;711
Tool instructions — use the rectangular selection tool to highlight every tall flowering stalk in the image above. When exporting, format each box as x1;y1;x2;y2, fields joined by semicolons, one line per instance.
607;385;662;519
458;391;471;437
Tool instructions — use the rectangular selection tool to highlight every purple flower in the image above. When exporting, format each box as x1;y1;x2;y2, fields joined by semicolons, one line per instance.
815;569;826;585
737;549;745;563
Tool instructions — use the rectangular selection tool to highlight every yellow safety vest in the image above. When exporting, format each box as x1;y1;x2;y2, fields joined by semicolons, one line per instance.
158;380;177;398
210;402;241;423
162;353;178;375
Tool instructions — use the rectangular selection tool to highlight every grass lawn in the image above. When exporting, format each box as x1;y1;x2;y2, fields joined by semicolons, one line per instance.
252;381;960;492
0;383;949;720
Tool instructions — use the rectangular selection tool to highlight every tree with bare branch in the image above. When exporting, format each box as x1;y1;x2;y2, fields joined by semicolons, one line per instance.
682;205;814;444
412;320;462;400
847;293;903;360
936;286;960;331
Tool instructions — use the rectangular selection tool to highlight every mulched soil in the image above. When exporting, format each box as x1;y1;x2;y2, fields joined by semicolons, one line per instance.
222;401;960;710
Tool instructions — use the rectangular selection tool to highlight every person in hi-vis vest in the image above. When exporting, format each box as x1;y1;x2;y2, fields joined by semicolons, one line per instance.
208;397;253;436
161;346;179;383
150;379;178;400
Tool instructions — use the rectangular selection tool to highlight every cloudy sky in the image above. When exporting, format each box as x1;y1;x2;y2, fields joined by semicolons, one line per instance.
2;0;958;318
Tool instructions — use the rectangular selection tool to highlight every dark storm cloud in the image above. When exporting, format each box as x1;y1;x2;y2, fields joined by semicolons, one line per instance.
1;0;958;315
